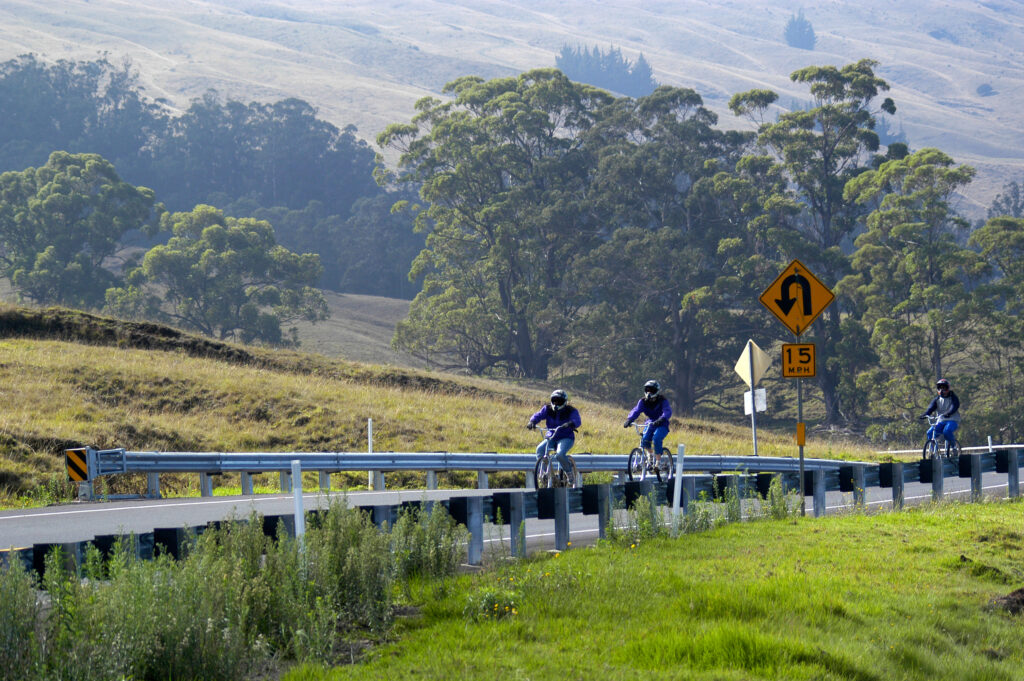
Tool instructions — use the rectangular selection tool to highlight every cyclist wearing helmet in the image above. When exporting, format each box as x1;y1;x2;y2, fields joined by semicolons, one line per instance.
527;389;582;474
920;378;961;449
623;380;672;458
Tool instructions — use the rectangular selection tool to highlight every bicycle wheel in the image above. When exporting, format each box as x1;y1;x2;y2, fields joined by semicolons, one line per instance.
654;447;674;482
534;457;552;489
560;455;579;488
945;439;961;459
923;439;937;460
627;448;646;481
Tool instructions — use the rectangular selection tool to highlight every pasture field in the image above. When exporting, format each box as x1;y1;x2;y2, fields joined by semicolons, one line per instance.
0;304;878;507
288;500;1024;681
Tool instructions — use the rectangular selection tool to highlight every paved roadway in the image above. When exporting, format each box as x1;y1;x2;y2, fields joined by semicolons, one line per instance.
1;471;1020;554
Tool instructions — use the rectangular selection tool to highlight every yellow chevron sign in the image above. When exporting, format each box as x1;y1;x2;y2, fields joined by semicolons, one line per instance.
65;448;89;482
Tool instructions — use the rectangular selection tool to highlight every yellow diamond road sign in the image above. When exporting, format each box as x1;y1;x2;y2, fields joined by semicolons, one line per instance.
760;259;835;336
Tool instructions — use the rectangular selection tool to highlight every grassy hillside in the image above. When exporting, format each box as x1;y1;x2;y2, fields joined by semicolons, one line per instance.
287;500;1024;681
0;0;1020;214
0;304;878;505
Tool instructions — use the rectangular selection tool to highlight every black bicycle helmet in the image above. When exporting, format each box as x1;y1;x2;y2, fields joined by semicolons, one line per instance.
550;389;568;410
936;378;950;390
643;380;660;402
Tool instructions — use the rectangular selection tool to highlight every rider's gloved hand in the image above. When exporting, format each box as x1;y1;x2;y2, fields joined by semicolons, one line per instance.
526;422;536;430
623;419;632;428
652;418;666;427
918;414;927;420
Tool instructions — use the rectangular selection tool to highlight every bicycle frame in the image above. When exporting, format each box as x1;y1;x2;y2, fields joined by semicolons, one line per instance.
626;420;674;482
923;414;960;459
535;429;578;488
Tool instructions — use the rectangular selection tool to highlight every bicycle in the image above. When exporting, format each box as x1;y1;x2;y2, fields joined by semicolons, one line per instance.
533;427;579;489
921;413;961;460
626;420;674;482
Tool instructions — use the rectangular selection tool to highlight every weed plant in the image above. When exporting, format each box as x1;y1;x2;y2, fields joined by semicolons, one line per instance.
0;500;467;680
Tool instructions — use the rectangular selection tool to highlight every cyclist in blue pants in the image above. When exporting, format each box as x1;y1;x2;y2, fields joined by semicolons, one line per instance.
919;378;961;448
623;380;672;456
527;389;581;473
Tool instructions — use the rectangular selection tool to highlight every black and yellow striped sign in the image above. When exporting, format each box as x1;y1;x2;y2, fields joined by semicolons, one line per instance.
65;448;89;482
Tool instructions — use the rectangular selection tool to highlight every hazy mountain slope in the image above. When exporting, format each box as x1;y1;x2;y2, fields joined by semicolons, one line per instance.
1;0;1021;213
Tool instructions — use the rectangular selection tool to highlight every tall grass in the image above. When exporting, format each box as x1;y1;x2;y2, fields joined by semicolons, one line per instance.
0;500;467;681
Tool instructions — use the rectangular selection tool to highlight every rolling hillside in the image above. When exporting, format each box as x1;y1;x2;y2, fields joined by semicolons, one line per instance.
1;0;1021;215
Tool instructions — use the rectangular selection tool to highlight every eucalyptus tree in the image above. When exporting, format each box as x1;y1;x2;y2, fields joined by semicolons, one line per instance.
105;205;328;345
378;69;613;377
728;59;898;424
968;215;1024;441
566;87;763;412
0;151;158;307
842;148;984;436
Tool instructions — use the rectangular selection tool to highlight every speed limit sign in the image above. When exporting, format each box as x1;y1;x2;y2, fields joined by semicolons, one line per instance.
782;343;815;378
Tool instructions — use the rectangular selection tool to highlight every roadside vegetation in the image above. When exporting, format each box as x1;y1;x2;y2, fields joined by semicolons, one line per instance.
288;500;1024;681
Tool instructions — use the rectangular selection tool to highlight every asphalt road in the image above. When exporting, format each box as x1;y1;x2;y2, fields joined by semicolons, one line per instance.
1;472;1020;554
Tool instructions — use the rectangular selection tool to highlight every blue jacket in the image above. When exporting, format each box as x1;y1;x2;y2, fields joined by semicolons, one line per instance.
626;395;672;429
529;404;581;440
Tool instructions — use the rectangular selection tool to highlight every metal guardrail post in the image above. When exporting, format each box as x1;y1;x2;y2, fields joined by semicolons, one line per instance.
1009;450;1020;499
145;472;160;498
318;471;331;492
970;454;983;502
467;497;483;566
477;470;489;489
683;477;696;513
553;487;569;551
509;492;526;558
426;471;438;490
199;472;213;497
812;469;826;518
597;484;611;540
279;470;292;492
292;460;305;540
931;456;943;501
892;462;904;510
853;465;866;507
240;472;254;495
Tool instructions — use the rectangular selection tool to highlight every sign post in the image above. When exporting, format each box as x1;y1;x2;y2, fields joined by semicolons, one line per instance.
760;259;834;516
734;339;771;456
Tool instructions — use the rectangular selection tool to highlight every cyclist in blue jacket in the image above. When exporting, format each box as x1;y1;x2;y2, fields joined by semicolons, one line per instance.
623;380;672;458
919;378;961;449
527;389;581;474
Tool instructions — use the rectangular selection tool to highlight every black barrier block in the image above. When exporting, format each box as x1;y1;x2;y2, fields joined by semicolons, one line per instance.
32;543;55;578
755;473;774;499
0;547;33;572
995;450;1009;474
879;462;894;488
958;455;972;478
802;471;815;496
371;505;396;529
536;488;557;519
838;466;856;493
262;514;296;539
491;492;512;525
623;480;651;509
154;528;190;560
919;459;933;484
445;496;469;525
581;484;602;515
663;478;681;505
568;487;584;514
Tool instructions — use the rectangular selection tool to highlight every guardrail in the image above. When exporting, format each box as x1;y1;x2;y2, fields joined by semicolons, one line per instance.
8;445;1023;577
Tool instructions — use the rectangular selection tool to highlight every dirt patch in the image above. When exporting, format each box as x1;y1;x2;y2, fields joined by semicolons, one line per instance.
991;588;1024;615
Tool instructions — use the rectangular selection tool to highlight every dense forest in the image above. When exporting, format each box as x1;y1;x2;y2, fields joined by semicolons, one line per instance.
376;62;1024;444
2;53;1023;444
0;55;423;300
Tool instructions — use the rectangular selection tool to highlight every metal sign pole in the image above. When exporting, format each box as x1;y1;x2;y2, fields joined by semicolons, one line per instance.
798;374;805;516
748;341;759;456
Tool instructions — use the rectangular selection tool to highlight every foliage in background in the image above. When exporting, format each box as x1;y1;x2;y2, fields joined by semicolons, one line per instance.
555;43;658;98
784;9;817;50
0;151;158;307
105;205;328;345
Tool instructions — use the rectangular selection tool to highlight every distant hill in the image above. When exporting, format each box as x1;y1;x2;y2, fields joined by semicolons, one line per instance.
1;0;1021;216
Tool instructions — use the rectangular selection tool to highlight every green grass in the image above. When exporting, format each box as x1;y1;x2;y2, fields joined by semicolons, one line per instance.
286;500;1024;681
